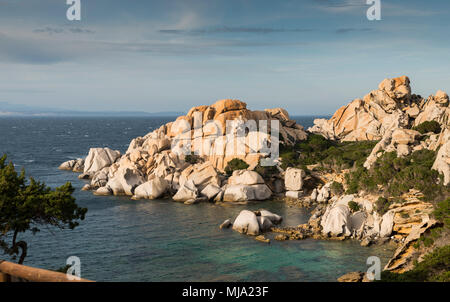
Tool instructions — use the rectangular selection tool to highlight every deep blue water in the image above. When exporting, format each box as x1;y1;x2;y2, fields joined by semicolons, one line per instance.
0;116;394;281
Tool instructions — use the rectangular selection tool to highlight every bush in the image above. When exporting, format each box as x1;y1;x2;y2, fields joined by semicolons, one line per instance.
412;120;441;134
434;198;450;227
279;134;376;171
345;149;448;202
224;158;249;176
376;197;391;215
348;201;360;212
330;181;344;195
379;245;450;282
185;154;200;164
254;163;279;179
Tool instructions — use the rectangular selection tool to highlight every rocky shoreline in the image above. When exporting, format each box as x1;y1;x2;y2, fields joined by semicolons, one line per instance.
59;76;449;281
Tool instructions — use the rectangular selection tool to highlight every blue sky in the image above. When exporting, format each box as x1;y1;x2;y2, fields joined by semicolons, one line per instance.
0;0;449;115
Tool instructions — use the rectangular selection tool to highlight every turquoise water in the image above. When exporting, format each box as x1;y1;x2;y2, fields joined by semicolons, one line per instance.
0;116;394;281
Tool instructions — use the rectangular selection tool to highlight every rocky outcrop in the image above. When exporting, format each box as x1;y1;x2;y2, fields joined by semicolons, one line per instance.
308;76;449;143
83;147;121;174
172;179;199;203
308;76;412;141
222;184;272;202
284;167;305;191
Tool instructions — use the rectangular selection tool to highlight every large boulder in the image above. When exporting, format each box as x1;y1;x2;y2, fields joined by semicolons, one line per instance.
232;210;261;235
179;162;220;190
379;210;395;237
172;179;198;202
200;183;221;200
222;184;272;202
232;209;282;235
284;167;306;191
84;147;121;174
105;167;144;196
321;204;352;237
228;170;264;185
133;177;169;199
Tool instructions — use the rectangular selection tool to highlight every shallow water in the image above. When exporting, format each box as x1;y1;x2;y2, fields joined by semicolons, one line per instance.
0;116;395;281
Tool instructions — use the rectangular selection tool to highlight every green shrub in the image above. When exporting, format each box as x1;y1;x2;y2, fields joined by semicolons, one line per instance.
224;158;249;176
348;201;360;212
379;245;450;282
279;134;376;171
254;163;279;179
330;181;344;195
412;120;441;134
185;154;200;164
376;197;391;215
433;198;450;227
345;149;448;202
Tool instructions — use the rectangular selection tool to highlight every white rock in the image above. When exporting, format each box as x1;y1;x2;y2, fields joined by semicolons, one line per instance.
84;147;121;174
232;210;261;235
432;137;450;185
219;219;232;229
200;184;221;200
310;188;318;201
379;210;395;237
321;204;352;237
133;177;168;199
173;179;198;202
284;167;306;191
286;191;302;199
228;170;265;185
223;184;272;202
94;186;112;196
259;209;283;224
106;167;144;196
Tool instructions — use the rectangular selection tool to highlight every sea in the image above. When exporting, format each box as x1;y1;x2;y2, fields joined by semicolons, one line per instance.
0;116;395;281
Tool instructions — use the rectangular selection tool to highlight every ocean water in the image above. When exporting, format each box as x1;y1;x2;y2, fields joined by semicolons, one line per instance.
0;116;394;281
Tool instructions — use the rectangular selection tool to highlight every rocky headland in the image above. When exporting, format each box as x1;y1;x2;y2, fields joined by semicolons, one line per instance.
60;76;450;281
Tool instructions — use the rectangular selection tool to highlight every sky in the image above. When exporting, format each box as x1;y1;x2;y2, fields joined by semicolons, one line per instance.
0;0;449;115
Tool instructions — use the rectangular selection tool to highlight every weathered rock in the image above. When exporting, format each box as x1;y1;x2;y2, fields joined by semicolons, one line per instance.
81;184;91;191
94;186;112;196
222;184;272;202
106;167;144;196
286;191;303;199
255;235;270;243
379;210;395;237
228;170;264;186
59;158;84;172
337;271;368;282
84;147;121;174
133;177;169;199
259;209;283;224
432;134;450;185
232;210;261;235
200;183;221;200
321;204;352;237
173;179;198;202
284;167;306;191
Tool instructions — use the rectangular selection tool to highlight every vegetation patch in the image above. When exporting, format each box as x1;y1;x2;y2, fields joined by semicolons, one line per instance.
224;158;249;176
412;120;441;134
279;134;377;172
345;150;449;202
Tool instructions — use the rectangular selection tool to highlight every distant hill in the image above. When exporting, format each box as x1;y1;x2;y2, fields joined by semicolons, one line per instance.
0;102;184;117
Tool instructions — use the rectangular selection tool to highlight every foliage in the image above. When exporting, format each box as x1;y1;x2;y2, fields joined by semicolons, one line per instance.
185;154;200;164
412;120;441;134
0;154;87;264
345;150;449;202
330;181;344;195
279;134;377;172
348;201;360;212
224;158;249;176
433;198;450;227
254;163;279;179
375;197;391;215
379;245;450;282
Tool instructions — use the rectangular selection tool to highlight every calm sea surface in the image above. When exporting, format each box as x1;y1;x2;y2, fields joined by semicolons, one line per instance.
0;116;394;281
